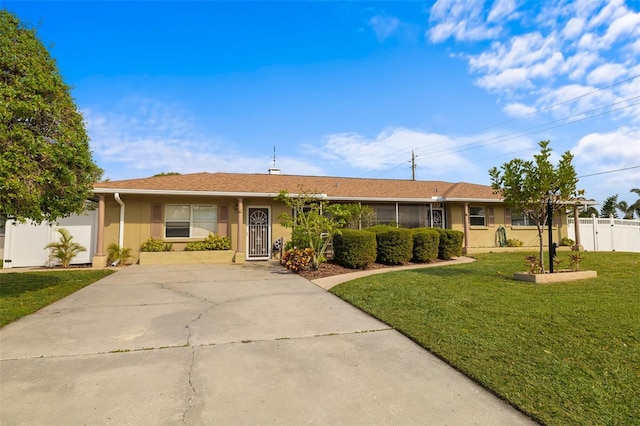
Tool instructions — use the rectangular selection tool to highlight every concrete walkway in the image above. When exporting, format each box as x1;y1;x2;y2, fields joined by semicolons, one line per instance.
0;262;536;425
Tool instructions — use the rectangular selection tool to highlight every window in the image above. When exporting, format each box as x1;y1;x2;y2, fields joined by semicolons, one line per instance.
469;206;486;226
364;204;396;225
165;205;217;238
511;211;536;226
398;204;427;228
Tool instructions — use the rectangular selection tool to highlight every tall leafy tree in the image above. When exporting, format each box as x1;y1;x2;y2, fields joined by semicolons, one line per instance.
489;140;579;273
0;11;102;222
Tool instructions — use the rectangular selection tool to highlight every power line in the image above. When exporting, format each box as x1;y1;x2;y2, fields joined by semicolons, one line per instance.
420;98;640;161
364;74;640;179
578;166;640;178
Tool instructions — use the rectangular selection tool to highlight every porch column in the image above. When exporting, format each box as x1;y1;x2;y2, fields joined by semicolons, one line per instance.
235;198;245;262
573;204;582;251
92;195;107;268
463;202;470;254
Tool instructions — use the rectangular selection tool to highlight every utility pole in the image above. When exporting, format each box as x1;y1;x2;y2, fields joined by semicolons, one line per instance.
410;151;418;181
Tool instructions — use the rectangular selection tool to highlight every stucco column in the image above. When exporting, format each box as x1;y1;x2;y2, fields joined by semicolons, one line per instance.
463;202;470;254
92;195;107;268
235;198;245;262
573;204;582;251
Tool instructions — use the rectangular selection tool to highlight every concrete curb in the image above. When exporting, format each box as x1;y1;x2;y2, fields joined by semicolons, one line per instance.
312;256;477;290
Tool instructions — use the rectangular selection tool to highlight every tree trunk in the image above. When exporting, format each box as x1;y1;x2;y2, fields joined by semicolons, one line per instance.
537;226;545;273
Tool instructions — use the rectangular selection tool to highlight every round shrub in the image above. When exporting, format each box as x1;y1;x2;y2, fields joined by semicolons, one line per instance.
436;229;464;259
369;227;413;265
140;237;172;252
412;228;439;263
333;229;377;269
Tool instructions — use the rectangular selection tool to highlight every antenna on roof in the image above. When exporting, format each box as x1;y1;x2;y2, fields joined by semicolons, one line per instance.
269;146;281;175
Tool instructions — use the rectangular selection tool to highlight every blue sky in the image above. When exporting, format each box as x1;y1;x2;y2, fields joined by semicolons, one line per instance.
6;0;640;204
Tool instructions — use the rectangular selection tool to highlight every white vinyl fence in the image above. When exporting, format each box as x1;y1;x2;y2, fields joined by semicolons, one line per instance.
568;216;640;253
2;211;97;268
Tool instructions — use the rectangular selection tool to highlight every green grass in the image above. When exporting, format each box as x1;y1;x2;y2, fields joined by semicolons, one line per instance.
0;269;114;327
330;252;640;426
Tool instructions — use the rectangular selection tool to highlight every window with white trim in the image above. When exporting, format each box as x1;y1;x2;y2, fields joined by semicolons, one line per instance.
511;211;536;226
469;206;486;226
165;205;217;238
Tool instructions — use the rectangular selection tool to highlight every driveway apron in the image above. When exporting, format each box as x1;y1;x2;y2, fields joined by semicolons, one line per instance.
0;263;536;425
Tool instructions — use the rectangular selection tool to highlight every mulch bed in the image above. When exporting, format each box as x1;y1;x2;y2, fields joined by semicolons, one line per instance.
291;260;422;280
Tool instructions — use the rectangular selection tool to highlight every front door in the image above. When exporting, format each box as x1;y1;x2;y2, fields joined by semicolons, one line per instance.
428;205;445;229
247;207;270;260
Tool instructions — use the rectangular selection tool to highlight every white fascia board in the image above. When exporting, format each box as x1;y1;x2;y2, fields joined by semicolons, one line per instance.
324;196;434;203
435;198;503;203
92;188;282;198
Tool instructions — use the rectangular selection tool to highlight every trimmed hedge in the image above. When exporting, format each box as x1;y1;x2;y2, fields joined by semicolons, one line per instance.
333;229;377;269
184;233;231;251
412;228;439;263
436;229;464;259
367;226;413;265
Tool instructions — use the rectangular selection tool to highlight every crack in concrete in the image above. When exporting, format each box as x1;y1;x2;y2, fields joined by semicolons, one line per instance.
182;346;197;424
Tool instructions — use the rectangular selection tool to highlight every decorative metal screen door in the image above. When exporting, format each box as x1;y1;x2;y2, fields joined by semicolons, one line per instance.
428;205;445;229
247;207;270;259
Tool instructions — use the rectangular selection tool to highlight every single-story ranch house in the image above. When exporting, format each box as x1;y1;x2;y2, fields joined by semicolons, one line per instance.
90;170;583;267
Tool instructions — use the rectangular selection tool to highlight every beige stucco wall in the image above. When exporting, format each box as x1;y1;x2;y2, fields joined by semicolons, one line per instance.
100;194;292;264
98;195;571;265
447;202;568;248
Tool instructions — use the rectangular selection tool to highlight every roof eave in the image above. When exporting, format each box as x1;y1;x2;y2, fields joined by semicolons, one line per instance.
92;188;282;198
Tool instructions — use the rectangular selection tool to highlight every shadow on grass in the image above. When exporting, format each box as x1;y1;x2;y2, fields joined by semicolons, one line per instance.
0;273;65;298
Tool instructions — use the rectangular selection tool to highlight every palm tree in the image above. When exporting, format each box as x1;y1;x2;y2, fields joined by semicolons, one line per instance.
45;228;87;268
578;206;599;218
630;188;640;219
600;194;619;218
616;200;635;219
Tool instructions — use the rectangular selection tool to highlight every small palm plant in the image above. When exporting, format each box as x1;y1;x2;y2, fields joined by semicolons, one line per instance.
107;243;133;266
45;228;87;268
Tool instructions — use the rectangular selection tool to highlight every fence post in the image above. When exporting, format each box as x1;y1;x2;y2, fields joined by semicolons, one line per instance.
592;214;598;252
610;215;616;252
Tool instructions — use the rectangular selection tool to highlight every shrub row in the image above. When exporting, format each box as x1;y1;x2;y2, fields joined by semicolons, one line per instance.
332;227;463;269
184;233;231;251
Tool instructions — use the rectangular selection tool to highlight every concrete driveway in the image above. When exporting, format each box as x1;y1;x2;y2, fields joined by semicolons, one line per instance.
0;262;536;425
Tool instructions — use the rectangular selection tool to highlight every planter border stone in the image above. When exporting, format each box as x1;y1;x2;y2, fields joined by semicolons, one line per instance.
513;270;597;284
139;250;238;265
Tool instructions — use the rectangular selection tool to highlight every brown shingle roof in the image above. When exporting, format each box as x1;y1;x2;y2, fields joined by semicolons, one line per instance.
93;172;501;201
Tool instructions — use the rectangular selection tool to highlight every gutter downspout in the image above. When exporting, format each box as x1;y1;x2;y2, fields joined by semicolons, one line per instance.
114;193;125;249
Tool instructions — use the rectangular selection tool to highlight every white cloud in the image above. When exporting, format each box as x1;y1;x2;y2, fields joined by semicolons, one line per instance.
586;63;628;85
562;17;585;39
311;127;474;173
428;0;504;42
504;102;537;117
476;67;532;92
84;99;324;179
431;0;640;126
572;128;640;196
487;0;518;23
573;127;640;163
369;15;400;41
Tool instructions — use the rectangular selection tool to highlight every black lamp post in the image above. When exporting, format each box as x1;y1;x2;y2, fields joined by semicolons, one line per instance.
547;193;554;273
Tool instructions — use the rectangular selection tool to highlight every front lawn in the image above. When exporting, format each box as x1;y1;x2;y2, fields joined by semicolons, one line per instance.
0;269;114;327
330;252;640;425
